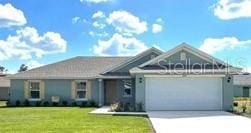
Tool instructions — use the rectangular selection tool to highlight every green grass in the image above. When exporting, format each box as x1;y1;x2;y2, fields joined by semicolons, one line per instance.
0;104;151;133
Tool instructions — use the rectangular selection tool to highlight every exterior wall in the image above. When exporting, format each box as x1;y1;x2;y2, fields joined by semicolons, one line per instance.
158;50;211;65
9;79;100;104
104;78;135;105
116;78;135;104
114;52;159;73
222;75;235;110
135;74;145;109
0;87;9;100
134;73;235;111
234;86;244;97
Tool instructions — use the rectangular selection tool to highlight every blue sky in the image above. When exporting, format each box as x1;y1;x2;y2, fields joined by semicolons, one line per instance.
0;0;251;73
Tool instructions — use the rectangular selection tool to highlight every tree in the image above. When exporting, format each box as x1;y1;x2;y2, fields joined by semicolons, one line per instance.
18;64;28;72
0;66;8;73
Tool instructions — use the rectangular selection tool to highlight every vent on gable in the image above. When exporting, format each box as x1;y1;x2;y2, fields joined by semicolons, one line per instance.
180;52;186;61
150;54;156;59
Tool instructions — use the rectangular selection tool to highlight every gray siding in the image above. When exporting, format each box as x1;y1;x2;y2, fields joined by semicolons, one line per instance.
222;75;235;110
116;79;135;104
9;79;100;104
10;79;25;103
0;87;9;100
135;74;145;108
114;52;159;73
234;86;244;97
159;50;212;65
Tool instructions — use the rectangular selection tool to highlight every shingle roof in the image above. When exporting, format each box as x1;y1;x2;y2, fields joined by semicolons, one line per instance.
8;56;131;79
0;76;10;87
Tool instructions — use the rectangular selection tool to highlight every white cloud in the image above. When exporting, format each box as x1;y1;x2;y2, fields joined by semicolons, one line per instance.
213;0;251;20
199;37;251;54
89;31;109;37
152;18;164;33
93;33;148;56
156;18;164;23
93;21;106;29
80;0;111;4
92;11;105;19
72;16;81;24
152;23;162;33
107;10;148;36
27;60;44;69
0;3;27;27
0;26;67;60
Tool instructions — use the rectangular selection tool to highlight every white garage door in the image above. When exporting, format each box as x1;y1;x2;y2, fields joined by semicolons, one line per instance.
145;77;222;111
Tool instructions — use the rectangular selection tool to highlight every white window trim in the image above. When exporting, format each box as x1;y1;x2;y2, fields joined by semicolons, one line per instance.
180;52;186;61
75;80;88;100
123;80;133;97
29;81;41;100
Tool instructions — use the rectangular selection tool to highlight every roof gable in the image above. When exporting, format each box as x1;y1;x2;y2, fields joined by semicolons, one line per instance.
139;43;227;68
102;47;163;74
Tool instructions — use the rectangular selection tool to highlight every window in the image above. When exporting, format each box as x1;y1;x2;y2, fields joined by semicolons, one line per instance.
180;52;186;61
29;81;40;99
123;80;132;97
76;81;87;99
243;87;250;97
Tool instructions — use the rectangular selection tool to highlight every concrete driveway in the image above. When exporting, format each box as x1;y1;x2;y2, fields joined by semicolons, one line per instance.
147;111;251;133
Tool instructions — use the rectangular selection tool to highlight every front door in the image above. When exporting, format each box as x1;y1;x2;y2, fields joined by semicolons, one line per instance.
105;80;118;104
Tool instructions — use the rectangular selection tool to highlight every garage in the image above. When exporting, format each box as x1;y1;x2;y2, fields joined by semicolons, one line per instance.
145;77;223;111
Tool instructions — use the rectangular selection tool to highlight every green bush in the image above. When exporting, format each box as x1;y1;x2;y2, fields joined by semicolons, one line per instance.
15;100;21;106
23;100;30;106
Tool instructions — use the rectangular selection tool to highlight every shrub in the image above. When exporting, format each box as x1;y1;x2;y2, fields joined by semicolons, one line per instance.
81;101;88;107
43;101;50;106
241;105;247;113
52;102;59;106
233;102;238;107
23;99;30;106
62;101;68;106
89;100;97;107
135;103;144;112
6;100;11;106
15;100;21;106
35;101;42;106
71;101;77;106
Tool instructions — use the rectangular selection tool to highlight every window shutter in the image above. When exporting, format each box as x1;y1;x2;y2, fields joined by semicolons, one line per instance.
40;81;45;99
87;80;92;100
24;80;29;99
71;81;76;99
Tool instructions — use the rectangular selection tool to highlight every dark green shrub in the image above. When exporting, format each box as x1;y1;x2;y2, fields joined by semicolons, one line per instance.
135;103;144;112
43;101;49;106
89;100;97;107
71;101;77;106
242;105;247;113
233;102;238;107
15;100;20;106
81;101;88;107
62;101;68;106
52;102;58;106
23;99;30;106
6;100;11;106
35;101;41;106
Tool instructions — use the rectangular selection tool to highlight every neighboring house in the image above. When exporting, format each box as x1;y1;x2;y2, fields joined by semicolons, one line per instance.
233;74;251;97
0;74;10;100
8;43;242;111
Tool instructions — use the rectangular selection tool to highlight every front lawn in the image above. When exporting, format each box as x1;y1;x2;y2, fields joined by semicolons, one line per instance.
0;104;151;132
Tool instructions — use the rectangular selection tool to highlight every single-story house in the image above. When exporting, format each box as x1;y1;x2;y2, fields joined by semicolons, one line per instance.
0;74;10;100
233;74;251;97
8;43;242;111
